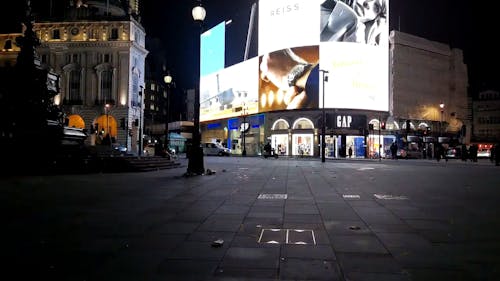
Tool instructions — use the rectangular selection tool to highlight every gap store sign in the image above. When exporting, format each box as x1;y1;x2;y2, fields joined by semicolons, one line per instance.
326;114;367;130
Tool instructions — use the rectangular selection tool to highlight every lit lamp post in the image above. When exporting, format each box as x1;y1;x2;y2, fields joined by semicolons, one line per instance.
164;73;172;151
241;103;248;156
319;69;329;163
105;103;111;150
188;1;206;175
439;102;445;136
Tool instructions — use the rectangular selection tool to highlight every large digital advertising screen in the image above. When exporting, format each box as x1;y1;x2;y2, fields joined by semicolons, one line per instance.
200;0;389;121
200;21;226;77
200;58;259;122
258;0;320;55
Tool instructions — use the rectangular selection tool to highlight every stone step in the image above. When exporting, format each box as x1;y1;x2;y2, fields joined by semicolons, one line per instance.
100;156;181;172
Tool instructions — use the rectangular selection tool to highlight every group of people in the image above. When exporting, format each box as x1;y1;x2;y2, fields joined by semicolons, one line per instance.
490;143;500;166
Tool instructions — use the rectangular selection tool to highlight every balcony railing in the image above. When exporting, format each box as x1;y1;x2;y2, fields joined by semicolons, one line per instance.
62;99;83;105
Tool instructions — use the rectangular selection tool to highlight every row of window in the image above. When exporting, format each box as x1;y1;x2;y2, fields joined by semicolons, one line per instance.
478;117;500;125
476;129;500;136
46;27;121;41
38;53;113;65
67;69;113;102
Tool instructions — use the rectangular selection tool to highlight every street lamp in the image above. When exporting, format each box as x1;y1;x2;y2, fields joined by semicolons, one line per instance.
139;85;144;157
164;72;172;152
105;103;111;150
439;102;445;136
241;103;248;156
187;0;206;175
320;69;329;163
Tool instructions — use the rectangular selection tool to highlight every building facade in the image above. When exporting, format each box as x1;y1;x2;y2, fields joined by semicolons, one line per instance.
32;0;148;155
199;31;469;159
472;90;500;142
390;31;469;142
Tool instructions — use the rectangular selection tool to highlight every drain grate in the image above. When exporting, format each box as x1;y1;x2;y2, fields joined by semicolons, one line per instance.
258;228;316;245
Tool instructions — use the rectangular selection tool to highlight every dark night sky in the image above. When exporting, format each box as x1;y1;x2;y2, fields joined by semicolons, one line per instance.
1;0;497;93
141;0;496;94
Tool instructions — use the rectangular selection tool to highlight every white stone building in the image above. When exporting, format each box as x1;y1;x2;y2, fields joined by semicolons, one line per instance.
390;31;469;143
34;0;148;154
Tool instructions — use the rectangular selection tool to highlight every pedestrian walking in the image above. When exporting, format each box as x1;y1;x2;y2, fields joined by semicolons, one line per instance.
348;146;353;158
461;144;468;161
390;142;398;160
490;144;495;163
495;142;500;166
435;144;441;162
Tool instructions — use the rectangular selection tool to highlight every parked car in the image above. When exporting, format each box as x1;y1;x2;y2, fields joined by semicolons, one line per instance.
144;143;155;156
113;144;127;154
202;142;230;156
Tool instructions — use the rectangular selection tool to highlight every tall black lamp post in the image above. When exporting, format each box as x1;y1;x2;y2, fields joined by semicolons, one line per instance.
164;72;172;151
139;85;144;157
241;103;248;156
187;0;206;175
105;103;112;150
439;102;445;136
320;69;329;163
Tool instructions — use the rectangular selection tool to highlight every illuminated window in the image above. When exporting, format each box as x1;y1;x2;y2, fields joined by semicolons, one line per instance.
101;70;112;102
69;70;81;101
272;119;290;130
293;118;314;129
52;29;60;39
3;39;12;50
110;28;119;40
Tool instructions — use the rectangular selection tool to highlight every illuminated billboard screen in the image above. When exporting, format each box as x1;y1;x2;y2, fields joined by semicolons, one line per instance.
258;0;389;112
199;0;389;121
200;21;225;77
258;0;320;55
200;58;259;122
259;46;319;112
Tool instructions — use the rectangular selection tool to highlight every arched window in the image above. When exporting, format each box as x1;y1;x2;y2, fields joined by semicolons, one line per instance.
272;119;290;130
69;70;81;102
131;72;140;106
3;39;12;50
292;118;314;129
101;70;113;102
368;119;380;130
418;123;429;130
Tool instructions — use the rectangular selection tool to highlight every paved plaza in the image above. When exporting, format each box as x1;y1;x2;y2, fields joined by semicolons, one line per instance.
1;156;499;280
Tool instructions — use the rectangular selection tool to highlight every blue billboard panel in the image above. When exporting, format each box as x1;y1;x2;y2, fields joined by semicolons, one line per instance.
200;21;226;77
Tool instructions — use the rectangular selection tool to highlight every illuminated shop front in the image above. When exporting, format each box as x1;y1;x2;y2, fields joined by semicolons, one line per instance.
203;114;266;155
270;119;290;156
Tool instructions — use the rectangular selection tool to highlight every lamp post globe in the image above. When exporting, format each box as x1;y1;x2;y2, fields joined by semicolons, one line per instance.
187;1;206;175
164;74;172;84
192;4;206;22
439;103;445;136
164;73;172;152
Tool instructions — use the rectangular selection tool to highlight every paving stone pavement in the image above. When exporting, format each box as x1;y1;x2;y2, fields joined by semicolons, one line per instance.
1;156;499;281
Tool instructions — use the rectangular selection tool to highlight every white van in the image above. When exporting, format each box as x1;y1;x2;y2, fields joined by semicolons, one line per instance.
202;142;230;156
